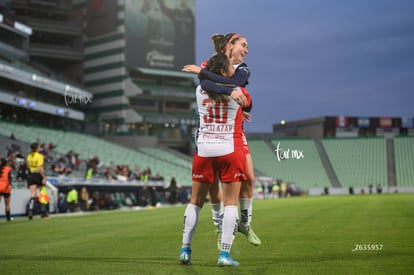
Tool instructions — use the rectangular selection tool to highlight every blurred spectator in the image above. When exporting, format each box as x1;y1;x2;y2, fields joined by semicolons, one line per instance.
58;193;66;213
48;142;56;151
98;193;116;210
178;187;189;204
272;183;280;199
66;186;78;212
151;173;164;181
376;184;383;194
38;143;52;163
280;181;287;197
66;150;79;171
80;187;90;211
150;186;159;207
85;163;94;180
0;157;12;221
167;177;177;204
140;170;149;183
51;157;72;176
138;186;150;206
256;184;264;200
15;154;29;184
89;192;100;211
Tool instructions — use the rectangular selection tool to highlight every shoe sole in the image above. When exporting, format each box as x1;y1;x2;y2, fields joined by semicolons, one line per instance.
179;258;191;265
218;261;240;267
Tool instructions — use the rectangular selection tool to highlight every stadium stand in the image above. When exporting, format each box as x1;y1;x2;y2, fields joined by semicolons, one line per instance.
0;120;192;186
394;136;414;187
248;137;330;189
270;138;331;189
322;137;387;188
138;147;192;170
248;138;281;177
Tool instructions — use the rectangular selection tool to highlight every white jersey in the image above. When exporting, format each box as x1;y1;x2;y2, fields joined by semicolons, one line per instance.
195;85;245;157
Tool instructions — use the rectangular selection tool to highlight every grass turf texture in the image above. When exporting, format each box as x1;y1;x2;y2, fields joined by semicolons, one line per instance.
0;194;413;274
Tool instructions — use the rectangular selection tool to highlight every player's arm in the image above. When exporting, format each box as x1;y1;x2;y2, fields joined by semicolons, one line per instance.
38;157;46;184
200;79;234;95
240;87;253;112
199;63;250;87
182;64;201;75
202;81;248;107
8;169;12;186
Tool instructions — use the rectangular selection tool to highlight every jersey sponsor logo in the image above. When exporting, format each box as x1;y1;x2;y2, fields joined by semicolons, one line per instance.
192;174;204;179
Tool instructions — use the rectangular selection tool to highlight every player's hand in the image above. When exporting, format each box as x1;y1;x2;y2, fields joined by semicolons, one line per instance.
182;64;201;74
230;88;247;107
242;111;252;122
42;177;46;185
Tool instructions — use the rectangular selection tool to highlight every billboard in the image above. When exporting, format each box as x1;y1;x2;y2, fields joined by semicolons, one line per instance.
358;117;370;128
379;117;392;128
124;0;195;71
401;117;413;128
336;116;348;127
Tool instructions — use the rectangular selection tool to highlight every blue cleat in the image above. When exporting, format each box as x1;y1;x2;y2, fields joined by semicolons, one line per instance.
179;247;192;265
218;251;240;267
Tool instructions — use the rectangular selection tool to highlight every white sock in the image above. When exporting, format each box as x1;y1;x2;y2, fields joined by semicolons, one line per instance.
239;198;253;227
220;205;238;252
182;204;200;248
211;202;223;226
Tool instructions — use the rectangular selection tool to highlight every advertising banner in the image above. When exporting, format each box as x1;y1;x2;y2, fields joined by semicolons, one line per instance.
124;0;195;71
379;117;392;128
336;116;348;127
358;117;370;128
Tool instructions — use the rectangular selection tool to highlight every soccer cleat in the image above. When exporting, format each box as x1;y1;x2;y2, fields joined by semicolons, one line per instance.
218;251;240;267
28;211;33;220
238;224;261;246
179;247;192;265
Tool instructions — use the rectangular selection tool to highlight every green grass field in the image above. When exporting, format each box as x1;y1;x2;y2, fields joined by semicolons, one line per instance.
1;194;413;274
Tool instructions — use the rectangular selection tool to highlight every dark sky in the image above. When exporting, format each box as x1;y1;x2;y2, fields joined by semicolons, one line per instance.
195;0;414;132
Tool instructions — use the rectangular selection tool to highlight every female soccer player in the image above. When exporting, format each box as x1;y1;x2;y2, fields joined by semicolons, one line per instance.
179;53;252;267
26;142;47;219
182;33;260;246
0;158;12;221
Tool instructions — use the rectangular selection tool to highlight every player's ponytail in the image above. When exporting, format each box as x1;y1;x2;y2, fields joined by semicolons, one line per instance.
205;53;229;74
205;53;231;103
211;33;244;54
211;34;225;53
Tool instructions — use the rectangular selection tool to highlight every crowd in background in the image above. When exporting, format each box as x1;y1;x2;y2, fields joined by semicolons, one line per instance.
2;136;191;216
4;138;168;184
